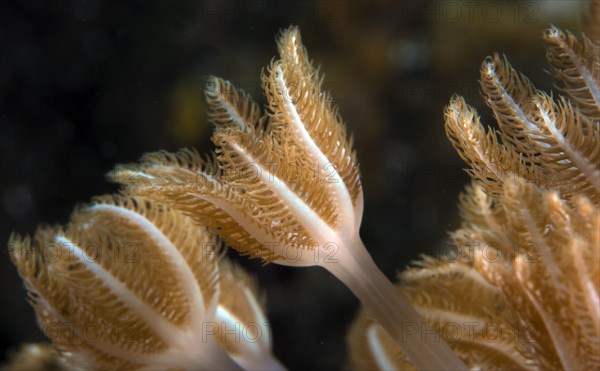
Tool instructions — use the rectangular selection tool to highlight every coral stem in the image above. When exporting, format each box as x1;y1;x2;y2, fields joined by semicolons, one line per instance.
190;337;244;371
325;238;468;371
234;353;287;371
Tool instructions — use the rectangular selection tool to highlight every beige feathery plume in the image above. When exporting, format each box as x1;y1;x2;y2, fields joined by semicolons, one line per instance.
347;19;599;370
477;53;599;201
215;259;283;370
349;183;599;370
8;196;281;370
449;50;599;202
110;26;467;370
544;24;599;123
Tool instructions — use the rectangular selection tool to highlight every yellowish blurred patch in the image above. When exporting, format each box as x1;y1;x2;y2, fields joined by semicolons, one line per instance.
168;77;208;146
1;343;68;371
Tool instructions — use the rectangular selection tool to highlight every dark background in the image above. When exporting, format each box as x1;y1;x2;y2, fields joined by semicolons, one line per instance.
0;0;584;369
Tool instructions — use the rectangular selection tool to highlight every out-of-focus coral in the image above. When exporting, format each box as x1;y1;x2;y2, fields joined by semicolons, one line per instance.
348;15;599;370
1;343;68;371
9;196;281;370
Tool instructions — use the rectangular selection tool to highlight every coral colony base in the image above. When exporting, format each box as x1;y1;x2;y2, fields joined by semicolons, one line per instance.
7;5;600;371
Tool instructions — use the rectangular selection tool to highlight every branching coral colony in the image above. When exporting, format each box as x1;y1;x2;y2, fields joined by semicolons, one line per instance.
6;8;599;371
108;27;465;370
348;16;600;371
10;196;282;370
